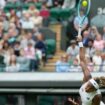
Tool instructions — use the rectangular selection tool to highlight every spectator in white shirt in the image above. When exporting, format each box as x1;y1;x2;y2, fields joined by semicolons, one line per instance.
20;12;34;29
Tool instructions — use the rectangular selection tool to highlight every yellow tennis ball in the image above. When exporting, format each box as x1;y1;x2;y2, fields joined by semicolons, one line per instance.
82;0;88;7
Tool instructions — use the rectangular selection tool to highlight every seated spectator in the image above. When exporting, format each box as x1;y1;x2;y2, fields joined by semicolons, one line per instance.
40;4;50;27
92;50;102;71
3;41;10;51
14;41;21;56
0;0;6;9
9;9;18;23
66;40;79;63
4;47;15;66
55;54;70;72
93;34;105;51
35;34;46;65
89;26;99;40
35;48;42;63
86;39;95;59
3;16;10;32
20;31;35;48
62;0;76;9
82;30;90;46
0;44;6;71
17;49;30;72
70;58;81;72
46;0;53;8
20;12;34;29
30;12;43;28
102;26;105;40
24;42;38;71
5;54;20;72
7;28;18;45
27;4;39;16
0;22;4;39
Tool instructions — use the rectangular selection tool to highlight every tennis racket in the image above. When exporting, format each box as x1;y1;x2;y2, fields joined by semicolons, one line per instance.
77;0;91;37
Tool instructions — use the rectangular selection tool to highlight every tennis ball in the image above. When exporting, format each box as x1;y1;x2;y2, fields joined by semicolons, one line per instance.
82;0;88;7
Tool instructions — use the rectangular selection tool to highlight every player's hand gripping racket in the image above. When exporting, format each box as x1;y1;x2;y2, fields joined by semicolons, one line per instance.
77;0;91;37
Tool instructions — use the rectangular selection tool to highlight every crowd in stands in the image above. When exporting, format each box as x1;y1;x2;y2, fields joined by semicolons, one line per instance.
56;8;105;72
0;0;105;72
0;0;54;72
0;0;79;72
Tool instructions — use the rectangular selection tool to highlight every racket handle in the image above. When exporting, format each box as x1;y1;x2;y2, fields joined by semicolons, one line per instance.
78;26;82;37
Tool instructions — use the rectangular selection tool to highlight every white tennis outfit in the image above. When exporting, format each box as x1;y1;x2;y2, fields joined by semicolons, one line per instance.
79;82;105;105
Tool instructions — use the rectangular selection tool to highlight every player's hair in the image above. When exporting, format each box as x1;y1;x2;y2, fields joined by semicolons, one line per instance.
99;76;105;87
95;77;105;87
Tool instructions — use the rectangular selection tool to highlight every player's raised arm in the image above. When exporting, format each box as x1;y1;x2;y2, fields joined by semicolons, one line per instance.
78;36;92;83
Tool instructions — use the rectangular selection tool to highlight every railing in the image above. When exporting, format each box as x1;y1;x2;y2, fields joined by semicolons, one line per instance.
0;64;105;72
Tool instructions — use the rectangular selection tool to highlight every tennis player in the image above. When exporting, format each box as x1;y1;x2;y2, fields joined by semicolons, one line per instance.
68;35;105;105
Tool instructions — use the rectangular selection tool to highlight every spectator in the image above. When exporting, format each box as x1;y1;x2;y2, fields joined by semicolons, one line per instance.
103;26;105;40
93;34;105;51
56;54;70;72
0;22;4;39
89;26;99;40
7;28;17;45
4;47;15;66
17;49;30;71
46;0;53;8
5;54;20;72
30;12;43;28
82;30;90;46
20;12;34;29
9;9;17;23
27;4;39;16
14;41;21;56
2;16;10;32
70;58;81;72
24;42;38;71
40;4;50;27
62;0;76;9
86;39;95;59
3;41;10;52
0;0;6;9
35;34;46;65
66;40;79;63
20;31;35;48
92;50;102;71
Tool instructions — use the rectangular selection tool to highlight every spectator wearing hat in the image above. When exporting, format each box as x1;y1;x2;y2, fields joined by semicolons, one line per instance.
66;40;79;64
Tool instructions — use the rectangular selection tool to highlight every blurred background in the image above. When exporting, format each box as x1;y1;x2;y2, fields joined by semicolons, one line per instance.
0;0;105;104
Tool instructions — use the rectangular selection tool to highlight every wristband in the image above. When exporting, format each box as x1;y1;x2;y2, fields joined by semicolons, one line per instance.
78;42;83;47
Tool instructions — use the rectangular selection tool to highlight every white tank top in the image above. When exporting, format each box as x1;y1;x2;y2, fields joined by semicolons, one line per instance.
79;82;104;105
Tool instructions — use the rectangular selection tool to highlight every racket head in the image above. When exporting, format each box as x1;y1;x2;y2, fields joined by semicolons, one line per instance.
77;0;91;26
